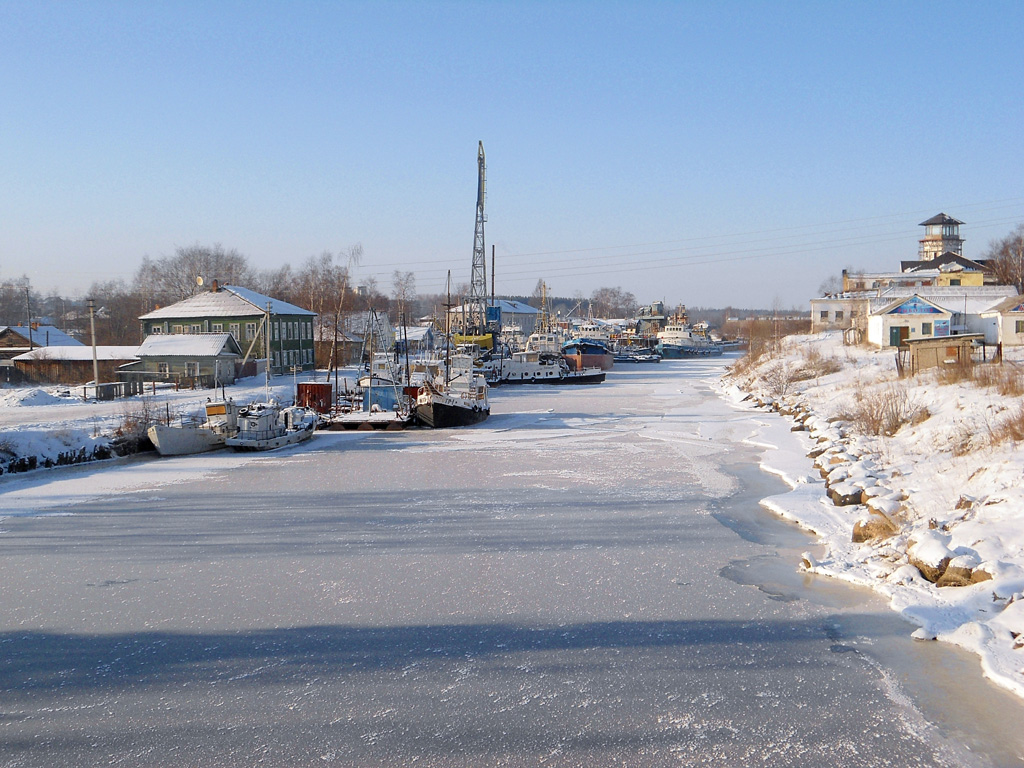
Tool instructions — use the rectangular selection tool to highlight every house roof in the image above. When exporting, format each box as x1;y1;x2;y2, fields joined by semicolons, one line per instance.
0;325;84;347
12;345;139;362
447;299;539;315
902;252;990;273
919;213;965;227
980;295;1024;315
139;285;315;321
873;294;949;317
136;333;242;357
868;285;1017;315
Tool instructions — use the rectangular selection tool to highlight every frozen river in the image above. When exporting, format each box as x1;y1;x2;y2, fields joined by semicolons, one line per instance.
2;357;1023;766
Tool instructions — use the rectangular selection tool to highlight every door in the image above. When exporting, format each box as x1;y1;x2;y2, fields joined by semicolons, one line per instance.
889;326;909;347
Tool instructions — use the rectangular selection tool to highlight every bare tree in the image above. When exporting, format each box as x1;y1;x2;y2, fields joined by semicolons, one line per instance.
984;223;1024;293
590;286;637;318
391;270;416;324
86;279;151;345
133;243;254;305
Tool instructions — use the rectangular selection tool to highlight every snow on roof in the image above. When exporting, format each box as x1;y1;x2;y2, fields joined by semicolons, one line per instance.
139;285;315;321
447;300;539;315
981;295;1024;315
136;333;241;357
12;345;139;362
400;326;433;342
869;285;1018;315
1;326;84;347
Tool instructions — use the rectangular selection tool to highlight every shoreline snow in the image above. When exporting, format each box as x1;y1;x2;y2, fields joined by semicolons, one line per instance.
719;333;1024;702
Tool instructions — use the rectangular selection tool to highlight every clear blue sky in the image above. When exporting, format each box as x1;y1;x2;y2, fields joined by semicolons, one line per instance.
2;1;1022;308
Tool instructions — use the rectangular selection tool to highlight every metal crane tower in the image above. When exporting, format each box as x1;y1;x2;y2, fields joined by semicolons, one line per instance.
466;141;488;335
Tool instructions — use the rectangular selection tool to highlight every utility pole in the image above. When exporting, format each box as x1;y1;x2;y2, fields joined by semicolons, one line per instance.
24;285;34;350
87;298;99;390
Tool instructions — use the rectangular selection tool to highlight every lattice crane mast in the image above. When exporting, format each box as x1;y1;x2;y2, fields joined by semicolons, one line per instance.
466;141;488;336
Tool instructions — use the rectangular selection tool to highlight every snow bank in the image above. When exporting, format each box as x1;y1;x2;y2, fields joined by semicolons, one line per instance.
721;333;1024;701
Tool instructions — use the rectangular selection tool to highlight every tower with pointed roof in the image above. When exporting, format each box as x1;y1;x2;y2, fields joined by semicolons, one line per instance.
918;213;964;261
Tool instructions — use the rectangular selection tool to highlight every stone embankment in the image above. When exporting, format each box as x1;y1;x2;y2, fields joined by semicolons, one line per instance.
744;392;992;589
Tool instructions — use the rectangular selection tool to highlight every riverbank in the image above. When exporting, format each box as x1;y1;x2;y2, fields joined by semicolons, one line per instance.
720;332;1024;702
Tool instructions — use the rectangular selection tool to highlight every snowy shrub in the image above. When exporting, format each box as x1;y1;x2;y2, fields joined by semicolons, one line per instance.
117;398;155;438
844;385;928;437
973;363;1024;397
990;403;1024;445
761;360;795;397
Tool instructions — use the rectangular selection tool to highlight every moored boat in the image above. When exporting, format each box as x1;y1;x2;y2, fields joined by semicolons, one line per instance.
147;399;240;456
414;360;490;428
561;338;615;371
486;350;605;385
225;401;318;451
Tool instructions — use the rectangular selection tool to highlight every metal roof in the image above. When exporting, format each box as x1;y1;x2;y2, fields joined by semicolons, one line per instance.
12;345;139;362
0;325;84;346
919;213;965;226
136;333;242;357
139;285;315;320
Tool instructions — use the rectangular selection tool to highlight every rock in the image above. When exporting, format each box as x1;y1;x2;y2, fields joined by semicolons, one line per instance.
852;514;898;542
908;531;954;584
830;481;863;506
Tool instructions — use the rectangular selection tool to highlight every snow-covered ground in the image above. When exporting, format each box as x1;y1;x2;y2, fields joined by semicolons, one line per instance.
722;334;1024;702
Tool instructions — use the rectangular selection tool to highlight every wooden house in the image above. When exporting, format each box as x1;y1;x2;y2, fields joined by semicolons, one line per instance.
138;282;316;374
120;333;243;388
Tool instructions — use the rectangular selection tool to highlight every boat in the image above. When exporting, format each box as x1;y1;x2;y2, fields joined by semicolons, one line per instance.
486;349;605;385
656;314;723;358
613;350;662;364
147;399;240;456
561;338;615;371
413;357;490;428
225;401;318;451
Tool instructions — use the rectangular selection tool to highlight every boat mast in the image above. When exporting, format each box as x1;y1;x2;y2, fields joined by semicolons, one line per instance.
264;302;271;400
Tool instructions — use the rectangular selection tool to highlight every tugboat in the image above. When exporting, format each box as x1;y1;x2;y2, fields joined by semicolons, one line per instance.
225;401;318;451
414;358;490;428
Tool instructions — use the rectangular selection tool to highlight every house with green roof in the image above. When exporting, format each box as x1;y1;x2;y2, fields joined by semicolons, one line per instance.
138;282;316;374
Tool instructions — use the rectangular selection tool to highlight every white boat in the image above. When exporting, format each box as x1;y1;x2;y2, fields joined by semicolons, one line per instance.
486;350;605;386
147;399;240;456
524;331;564;354
656;322;723;358
225;401;318;451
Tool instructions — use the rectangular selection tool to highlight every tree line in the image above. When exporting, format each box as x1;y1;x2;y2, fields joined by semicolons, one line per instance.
0;243;649;345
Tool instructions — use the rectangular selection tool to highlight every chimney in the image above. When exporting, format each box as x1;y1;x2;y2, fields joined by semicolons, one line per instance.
211;279;219;292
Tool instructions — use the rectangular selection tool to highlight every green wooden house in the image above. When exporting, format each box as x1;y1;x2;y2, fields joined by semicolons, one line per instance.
138;283;317;374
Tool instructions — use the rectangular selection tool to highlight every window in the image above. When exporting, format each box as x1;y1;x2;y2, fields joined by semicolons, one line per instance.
190;324;202;334
150;325;163;334
212;323;223;333
922;322;932;336
1015;320;1024;335
186;362;199;376
819;311;828;321
949;279;961;286
229;323;240;340
246;322;257;340
273;322;279;341
172;325;183;334
835;311;844;321
157;362;169;374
